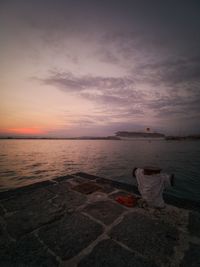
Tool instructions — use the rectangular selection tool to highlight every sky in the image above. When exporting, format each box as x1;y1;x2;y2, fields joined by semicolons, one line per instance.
1;0;200;137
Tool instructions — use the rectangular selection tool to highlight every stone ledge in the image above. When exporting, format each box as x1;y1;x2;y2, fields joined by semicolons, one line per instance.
0;172;199;266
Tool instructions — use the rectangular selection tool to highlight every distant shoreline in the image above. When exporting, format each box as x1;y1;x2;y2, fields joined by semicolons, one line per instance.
0;131;200;141
0;136;200;140
0;136;121;140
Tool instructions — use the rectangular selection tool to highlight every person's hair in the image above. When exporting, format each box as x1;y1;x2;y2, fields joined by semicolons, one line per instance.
143;167;161;175
132;168;137;177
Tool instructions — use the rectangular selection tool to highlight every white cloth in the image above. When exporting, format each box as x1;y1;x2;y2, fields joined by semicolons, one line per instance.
135;168;171;208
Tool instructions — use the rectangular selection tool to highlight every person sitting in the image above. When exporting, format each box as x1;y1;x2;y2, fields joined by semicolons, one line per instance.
133;167;174;208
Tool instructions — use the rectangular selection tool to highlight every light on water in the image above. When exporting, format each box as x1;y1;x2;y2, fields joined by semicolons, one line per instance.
0;140;200;202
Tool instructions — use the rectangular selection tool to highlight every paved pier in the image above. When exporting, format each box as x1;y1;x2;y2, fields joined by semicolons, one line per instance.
0;173;200;266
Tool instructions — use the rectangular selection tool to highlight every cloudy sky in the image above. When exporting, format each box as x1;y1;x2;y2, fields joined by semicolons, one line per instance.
1;0;200;137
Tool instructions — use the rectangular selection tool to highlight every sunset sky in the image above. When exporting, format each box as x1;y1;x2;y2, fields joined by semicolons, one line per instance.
1;0;200;137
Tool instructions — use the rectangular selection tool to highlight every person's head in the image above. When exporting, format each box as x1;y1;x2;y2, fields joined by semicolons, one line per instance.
170;174;175;186
132;168;137;177
143;167;161;175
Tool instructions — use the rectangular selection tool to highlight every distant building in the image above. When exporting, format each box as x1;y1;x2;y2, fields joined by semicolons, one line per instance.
115;131;165;139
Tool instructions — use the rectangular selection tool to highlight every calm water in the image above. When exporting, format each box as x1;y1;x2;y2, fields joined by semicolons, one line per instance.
0;140;200;202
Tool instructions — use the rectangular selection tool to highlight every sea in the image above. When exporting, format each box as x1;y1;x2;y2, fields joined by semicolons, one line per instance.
0;139;200;202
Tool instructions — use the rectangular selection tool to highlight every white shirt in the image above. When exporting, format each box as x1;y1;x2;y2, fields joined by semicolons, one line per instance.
135;168;171;208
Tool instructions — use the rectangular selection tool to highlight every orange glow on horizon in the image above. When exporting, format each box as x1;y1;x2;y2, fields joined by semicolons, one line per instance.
5;128;46;135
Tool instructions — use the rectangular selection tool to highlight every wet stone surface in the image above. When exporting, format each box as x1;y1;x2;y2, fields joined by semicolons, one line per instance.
83;200;125;225
109;212;179;265
38;212;103;260
78;239;157;267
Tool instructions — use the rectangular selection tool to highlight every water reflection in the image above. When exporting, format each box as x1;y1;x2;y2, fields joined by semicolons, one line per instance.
0;140;200;202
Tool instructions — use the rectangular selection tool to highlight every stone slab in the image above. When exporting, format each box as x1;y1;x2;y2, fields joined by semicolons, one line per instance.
52;190;87;210
1;188;55;212
48;183;87;210
188;211;200;238
46;182;71;195
72;182;103;195
66;177;86;187
96;183;115;194
96;178;140;195
0;233;59;267
109;212;179;265
5;201;64;239
180;243;200;267
78;239;156;267
83;200;125;225
53;174;74;183
0;180;55;201
74;172;99;180
39;212;103;260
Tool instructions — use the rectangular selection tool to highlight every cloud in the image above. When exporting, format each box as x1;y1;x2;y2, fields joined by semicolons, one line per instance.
137;56;200;86
40;67;200;124
99;28;200;90
136;56;200;117
37;54;200;135
146;87;200;120
42;72;134;92
41;72;148;118
97;48;120;65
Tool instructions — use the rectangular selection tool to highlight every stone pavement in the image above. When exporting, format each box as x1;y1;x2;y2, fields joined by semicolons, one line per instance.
0;172;200;267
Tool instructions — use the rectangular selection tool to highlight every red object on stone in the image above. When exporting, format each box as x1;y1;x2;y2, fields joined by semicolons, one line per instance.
115;195;138;207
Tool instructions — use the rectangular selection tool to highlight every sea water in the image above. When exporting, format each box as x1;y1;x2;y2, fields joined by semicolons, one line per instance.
0;139;200;202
